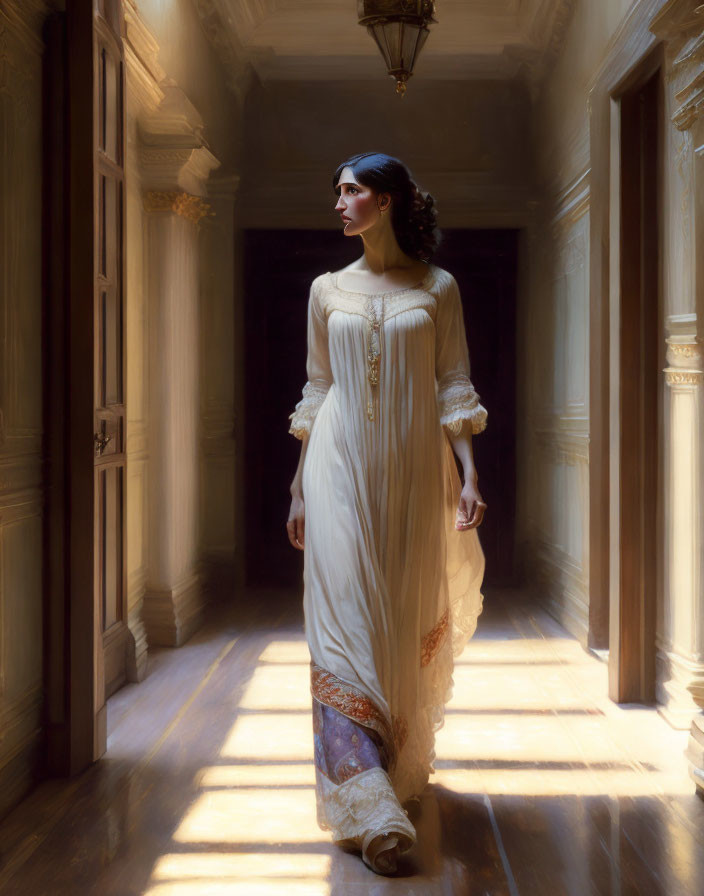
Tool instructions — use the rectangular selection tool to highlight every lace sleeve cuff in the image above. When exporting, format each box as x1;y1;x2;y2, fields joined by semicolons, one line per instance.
288;380;330;439
437;374;487;436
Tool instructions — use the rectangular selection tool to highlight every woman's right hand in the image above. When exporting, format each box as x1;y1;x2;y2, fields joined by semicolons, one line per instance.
287;493;305;550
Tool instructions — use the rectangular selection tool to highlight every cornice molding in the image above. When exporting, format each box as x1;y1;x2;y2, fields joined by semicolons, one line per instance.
124;0;166;116
516;0;576;97
650;0;704;41
671;36;704;130
138;83;220;194
193;0;257;103
589;0;661;97
139;82;206;146
140;144;220;196
195;0;573;91
650;0;704;130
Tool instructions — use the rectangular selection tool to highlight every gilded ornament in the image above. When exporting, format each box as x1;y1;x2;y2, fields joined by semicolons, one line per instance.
143;190;214;223
365;295;385;420
665;369;704;385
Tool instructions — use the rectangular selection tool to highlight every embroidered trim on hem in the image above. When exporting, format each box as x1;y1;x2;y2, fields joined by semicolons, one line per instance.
310;662;395;770
420;608;450;668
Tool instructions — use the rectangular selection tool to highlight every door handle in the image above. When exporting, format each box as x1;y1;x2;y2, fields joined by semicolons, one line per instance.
94;431;113;456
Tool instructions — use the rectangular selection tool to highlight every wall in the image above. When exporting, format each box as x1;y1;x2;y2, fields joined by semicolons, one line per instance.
240;78;536;229
0;0;51;817
516;0;635;644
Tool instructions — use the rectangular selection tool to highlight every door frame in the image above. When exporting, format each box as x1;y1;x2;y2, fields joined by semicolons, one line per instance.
589;4;664;701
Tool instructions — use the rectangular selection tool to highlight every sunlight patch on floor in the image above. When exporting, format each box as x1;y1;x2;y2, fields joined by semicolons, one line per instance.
220;712;313;761
238;663;312;711
144;637;328;896
257;640;312;664
433;766;692;797
146;880;328;895
147;852;330;894
172;788;323;844
197;762;316;788
143;622;693;895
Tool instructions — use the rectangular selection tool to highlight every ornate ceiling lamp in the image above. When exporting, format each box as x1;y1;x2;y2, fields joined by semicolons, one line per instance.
357;0;438;96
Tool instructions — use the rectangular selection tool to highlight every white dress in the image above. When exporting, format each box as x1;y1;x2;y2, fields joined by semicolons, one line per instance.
288;263;487;855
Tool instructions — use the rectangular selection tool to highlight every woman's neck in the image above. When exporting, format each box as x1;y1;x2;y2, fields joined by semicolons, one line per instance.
359;221;415;274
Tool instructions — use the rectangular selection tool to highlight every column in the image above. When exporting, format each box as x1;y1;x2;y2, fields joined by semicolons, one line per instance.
140;87;220;646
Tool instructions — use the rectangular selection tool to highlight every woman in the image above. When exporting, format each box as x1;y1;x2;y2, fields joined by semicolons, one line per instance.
286;151;487;875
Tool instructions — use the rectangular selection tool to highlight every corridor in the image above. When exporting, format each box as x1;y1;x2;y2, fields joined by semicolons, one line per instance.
0;589;701;896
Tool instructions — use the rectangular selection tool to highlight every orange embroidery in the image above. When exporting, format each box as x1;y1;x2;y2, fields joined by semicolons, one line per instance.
421;607;450;667
310;662;395;769
392;714;408;751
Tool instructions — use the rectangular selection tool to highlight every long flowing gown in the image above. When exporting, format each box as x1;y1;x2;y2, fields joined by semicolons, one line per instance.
288;263;487;859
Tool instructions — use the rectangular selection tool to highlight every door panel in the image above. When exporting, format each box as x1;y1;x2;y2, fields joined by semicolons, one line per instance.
94;5;128;704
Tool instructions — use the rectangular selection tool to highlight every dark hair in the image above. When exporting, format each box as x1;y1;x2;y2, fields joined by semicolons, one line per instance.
332;152;442;263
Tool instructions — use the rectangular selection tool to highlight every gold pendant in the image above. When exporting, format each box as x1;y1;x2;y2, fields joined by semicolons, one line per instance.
365;296;383;421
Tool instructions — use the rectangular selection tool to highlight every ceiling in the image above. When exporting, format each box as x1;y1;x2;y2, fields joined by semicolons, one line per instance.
195;0;575;89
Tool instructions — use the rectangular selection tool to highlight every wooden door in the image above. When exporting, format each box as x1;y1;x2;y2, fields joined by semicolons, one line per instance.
94;2;128;704
45;0;127;772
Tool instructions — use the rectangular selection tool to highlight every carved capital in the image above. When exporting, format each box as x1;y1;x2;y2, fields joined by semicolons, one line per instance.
143;190;214;224
666;335;703;370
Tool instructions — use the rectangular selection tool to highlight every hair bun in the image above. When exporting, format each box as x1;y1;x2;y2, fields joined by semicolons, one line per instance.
331;154;442;262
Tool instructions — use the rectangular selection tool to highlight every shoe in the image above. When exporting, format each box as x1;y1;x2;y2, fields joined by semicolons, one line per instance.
361;828;414;875
362;832;400;875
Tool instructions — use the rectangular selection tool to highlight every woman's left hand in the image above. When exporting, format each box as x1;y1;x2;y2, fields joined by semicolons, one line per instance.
456;479;486;530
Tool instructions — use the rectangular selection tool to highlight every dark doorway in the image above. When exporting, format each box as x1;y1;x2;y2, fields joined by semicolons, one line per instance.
243;229;518;590
610;65;661;703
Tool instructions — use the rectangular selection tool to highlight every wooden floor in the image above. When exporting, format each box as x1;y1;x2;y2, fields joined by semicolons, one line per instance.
1;588;703;895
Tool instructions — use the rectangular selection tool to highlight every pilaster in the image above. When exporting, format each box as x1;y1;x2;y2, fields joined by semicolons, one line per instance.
125;1;221;648
140;93;220;647
651;0;704;790
199;174;241;599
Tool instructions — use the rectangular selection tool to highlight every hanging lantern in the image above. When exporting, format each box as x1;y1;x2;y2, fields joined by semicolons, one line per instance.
357;0;438;96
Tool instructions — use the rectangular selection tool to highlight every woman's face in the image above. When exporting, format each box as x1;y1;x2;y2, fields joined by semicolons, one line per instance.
334;166;389;236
